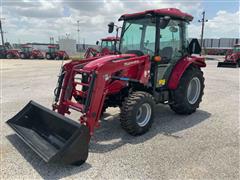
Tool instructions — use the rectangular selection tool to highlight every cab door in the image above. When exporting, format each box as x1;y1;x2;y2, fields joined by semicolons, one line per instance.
156;20;186;88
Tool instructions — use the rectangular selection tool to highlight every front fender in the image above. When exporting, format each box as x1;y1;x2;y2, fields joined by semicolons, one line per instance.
168;56;206;90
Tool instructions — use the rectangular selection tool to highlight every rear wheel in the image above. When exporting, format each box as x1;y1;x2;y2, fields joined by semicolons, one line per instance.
120;91;155;136
71;160;86;166
170;65;204;114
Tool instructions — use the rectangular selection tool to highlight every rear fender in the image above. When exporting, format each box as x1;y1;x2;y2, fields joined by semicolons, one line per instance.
168;56;206;90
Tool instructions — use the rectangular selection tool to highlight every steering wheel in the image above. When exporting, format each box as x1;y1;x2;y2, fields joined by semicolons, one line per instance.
142;46;154;54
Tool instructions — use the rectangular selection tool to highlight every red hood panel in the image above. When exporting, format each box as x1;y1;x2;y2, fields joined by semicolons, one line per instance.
83;54;136;70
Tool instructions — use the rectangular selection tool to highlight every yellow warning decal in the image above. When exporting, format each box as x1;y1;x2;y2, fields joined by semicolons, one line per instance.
159;79;166;85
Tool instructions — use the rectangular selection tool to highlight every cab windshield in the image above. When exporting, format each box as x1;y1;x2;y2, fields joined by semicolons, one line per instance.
120;18;156;56
48;47;57;53
22;47;32;52
120;17;185;60
101;40;114;50
0;46;5;51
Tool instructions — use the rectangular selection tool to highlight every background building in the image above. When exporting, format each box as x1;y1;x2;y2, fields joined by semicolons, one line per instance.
203;38;239;49
57;37;76;55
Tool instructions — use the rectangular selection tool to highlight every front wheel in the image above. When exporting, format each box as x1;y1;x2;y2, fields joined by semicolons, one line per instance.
20;53;25;59
46;54;51;60
170;65;204;115
55;56;60;60
6;54;12;59
120;91;155;136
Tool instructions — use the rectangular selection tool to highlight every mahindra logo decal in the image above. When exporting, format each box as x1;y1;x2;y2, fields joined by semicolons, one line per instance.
124;60;140;66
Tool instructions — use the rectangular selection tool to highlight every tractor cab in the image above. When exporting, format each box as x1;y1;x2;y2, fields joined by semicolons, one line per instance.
109;8;202;87
46;45;69;60
21;45;32;52
84;36;120;58
46;45;58;59
0;45;7;58
20;45;32;59
116;9;200;57
0;45;6;51
48;45;58;53
100;36;120;52
233;44;240;53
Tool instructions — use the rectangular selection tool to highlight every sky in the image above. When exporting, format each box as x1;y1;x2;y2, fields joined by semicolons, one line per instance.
0;0;239;44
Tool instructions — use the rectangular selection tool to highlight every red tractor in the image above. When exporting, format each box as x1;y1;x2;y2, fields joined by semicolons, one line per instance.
217;44;240;68
45;45;69;60
7;8;206;166
84;36;120;58
19;45;44;59
0;45;20;59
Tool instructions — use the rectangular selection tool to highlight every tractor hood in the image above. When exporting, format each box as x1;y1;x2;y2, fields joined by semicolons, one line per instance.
83;54;137;70
8;49;19;53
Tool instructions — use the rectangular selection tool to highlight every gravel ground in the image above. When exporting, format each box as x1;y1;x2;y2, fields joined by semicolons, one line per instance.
0;58;239;179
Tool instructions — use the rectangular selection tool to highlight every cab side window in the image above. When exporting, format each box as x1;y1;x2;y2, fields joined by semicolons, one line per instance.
160;20;182;61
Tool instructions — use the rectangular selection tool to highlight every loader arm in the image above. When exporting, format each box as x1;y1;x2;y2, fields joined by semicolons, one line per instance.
56;55;151;135
83;55;151;134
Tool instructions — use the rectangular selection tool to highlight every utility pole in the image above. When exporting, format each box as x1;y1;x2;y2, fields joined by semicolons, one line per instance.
198;11;208;48
50;37;54;44
0;18;5;46
77;20;80;52
83;38;85;50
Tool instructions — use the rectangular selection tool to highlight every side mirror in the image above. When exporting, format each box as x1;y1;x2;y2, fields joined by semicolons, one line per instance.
188;38;201;55
169;26;178;33
108;22;114;33
159;16;170;29
96;41;99;45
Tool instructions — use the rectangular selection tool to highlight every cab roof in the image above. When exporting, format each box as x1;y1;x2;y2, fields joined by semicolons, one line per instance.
101;36;120;41
22;44;31;48
119;8;193;21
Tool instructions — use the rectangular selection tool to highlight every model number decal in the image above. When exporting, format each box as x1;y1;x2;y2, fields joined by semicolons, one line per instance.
124;60;140;66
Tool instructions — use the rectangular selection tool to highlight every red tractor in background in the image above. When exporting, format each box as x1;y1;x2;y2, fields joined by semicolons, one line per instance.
0;45;20;59
45;45;69;60
217;44;240;68
84;36;120;58
7;8;206;166
19;45;44;59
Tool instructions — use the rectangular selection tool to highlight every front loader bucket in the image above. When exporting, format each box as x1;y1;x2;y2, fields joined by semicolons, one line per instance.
217;62;238;68
6;101;90;165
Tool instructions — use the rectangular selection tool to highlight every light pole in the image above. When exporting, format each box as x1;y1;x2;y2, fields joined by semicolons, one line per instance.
77;20;80;51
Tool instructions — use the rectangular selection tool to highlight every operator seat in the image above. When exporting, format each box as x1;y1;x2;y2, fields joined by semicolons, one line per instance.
160;47;173;63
